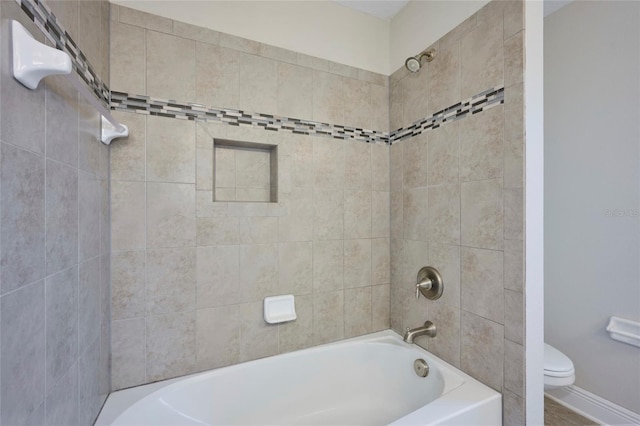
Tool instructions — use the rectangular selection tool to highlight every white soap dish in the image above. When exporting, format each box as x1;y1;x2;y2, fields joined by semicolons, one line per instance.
264;295;296;324
606;316;640;348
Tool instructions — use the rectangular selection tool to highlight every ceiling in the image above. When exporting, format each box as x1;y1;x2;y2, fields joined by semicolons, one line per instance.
334;0;410;20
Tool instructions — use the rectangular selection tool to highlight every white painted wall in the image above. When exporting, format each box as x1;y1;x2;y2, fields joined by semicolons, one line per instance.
110;0;391;74
545;0;640;413
389;0;488;73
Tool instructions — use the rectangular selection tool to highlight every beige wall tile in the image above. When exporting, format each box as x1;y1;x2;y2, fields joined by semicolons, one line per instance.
239;217;278;244
344;287;372;338
110;22;145;94
147;183;196;248
429;304;461;367
146;311;196;382
504;339;524;397
197;217;240;246
313;240;344;292
402;239;429;288
195;43;239;109
219;33;260;54
196;246;241;308
504;1;524;40
196;192;228;218
239;54;277;114
146;116;195;184
196;306;239;370
236;188;270;202
372;191;390;238
459;105;504;182
111;250;145;320
460;310;504;391
344;141;371;190
277;63;312;120
239;302;278;361
344;239;372;289
370;84;389;132
371;144;390;191
401;66;430;125
313;189;344;240
111;181;145;251
372;238;390;285
505;84;524;143
429;243;460;308
296;53;329;71
328;61;359;79
461;247;504;324
111;318;145;390
118;5;171;32
390;142;403;192
503;390;525;426
427;123;459;186
239;244;278;302
278;188;313;242
146;248;196;315
111;112;145;181
313;290;344;345
504;31;524;88
343;78;371;129
196;148;213;191
214;146;236;190
461;179;503;250
504;239;524;292
278;242;313;295
312;71;344;125
403;187;429;241
504;132;524;189
403;133;428;188
504;289;524;345
235;148;271;190
344;190;372;239
173;21;219;45
389;80;403;131
371;284;390;331
146;31;195;100
504;188;524;240
428;184;460;245
279;294;313;352
291;138;313;188
390;192;403;241
460;13;504;99
259;44;297;64
313;138;344;189
428;40;460;114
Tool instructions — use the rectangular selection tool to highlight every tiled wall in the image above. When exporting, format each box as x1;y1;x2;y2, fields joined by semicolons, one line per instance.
109;5;391;391
388;1;526;425
0;0;111;424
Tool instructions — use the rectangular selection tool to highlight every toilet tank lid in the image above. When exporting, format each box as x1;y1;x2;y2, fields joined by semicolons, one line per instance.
544;343;574;372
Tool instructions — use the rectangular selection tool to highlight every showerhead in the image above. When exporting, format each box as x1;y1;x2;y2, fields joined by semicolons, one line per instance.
404;49;436;73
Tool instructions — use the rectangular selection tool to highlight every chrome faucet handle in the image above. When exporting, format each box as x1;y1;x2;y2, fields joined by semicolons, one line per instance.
415;278;432;299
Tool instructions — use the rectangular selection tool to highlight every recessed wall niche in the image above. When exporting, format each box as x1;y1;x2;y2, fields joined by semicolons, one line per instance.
213;139;278;202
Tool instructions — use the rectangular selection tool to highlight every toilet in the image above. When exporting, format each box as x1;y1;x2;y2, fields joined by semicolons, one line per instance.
544;343;575;391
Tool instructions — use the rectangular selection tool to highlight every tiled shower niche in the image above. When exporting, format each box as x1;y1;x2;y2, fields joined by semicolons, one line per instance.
213;139;278;203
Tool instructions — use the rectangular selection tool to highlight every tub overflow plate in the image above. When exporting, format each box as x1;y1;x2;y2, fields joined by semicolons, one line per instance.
414;358;429;377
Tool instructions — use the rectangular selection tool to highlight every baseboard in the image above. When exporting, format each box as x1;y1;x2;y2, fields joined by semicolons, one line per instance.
546;385;640;426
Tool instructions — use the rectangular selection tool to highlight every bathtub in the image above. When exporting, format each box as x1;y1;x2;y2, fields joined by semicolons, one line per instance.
96;330;501;425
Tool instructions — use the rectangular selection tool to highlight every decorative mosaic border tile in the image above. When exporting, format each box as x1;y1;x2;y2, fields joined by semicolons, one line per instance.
389;87;505;144
110;92;390;145
14;0;110;106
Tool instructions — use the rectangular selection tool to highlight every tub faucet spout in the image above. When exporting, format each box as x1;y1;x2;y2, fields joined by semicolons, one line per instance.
403;321;437;343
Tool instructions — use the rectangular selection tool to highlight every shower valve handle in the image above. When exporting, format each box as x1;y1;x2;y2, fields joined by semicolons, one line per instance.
416;279;432;299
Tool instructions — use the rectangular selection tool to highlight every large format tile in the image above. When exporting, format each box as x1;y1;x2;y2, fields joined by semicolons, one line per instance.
427;123;459;186
1;281;45;426
403;187;428;241
78;338;101;425
111;250;146;320
313;189;344;240
459;105;504;182
344;239;372;289
312;71;344;125
460;310;504;391
110;111;145;181
146;248;196;315
461;247;504;324
79;257;101;354
277;62;312;120
371;284;390;331
427;184;460;245
313;138;344;190
45;76;78;168
196;306;240;370
146;31;196;100
146;311;197;382
428;243;460;308
239;54;278;114
45;267;78;394
197;217;240;246
110;21;145;95
429;303;461;367
45;362;78;426
278;188;313;242
196;246;241;308
239;302;278;362
46;159;78;275
111;318;146;390
195;43;240;109
278;242;313;295
461;179;503;250
146;116;196;184
428;39;460;113
344;287;372;338
239;244;279;302
111;180;146;251
343;78;371;129
147;182;196;248
403;133;428;188
279;294;313;352
371;238;390;285
344;190;372;239
344;141;371;190
1;143;45;294
313;240;344;292
78;171;101;261
313;290;344;345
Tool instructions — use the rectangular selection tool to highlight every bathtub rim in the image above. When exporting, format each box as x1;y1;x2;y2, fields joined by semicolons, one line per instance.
97;329;501;426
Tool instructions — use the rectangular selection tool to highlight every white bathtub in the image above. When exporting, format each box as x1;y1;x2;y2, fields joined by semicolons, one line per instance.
97;331;501;425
